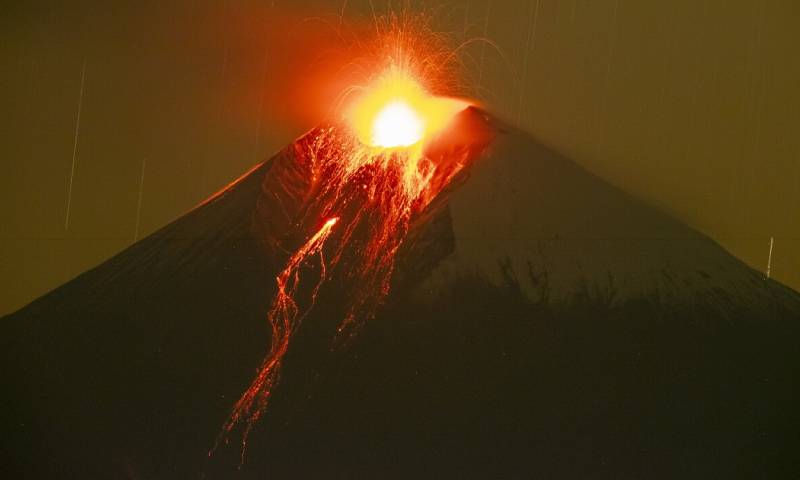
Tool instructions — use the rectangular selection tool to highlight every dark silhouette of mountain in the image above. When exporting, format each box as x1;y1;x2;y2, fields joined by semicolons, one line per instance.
3;109;799;479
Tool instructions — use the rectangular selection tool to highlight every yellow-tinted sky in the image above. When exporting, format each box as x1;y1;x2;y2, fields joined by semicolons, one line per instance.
2;0;798;315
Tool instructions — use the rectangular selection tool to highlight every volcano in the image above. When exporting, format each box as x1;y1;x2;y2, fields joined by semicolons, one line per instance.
3;107;799;479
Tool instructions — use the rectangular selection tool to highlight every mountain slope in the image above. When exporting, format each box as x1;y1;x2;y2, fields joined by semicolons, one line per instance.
422;125;800;311
3;114;799;479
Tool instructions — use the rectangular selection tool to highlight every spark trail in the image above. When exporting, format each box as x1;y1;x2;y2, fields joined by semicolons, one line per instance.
65;59;86;230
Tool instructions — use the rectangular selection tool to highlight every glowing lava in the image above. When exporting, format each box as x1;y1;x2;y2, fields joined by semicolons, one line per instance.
215;24;482;463
218;217;338;460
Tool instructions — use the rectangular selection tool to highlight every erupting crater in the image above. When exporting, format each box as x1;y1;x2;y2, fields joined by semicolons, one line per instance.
347;68;468;152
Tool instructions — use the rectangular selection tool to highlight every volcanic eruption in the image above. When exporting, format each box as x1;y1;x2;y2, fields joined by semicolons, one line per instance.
2;13;800;480
215;63;479;456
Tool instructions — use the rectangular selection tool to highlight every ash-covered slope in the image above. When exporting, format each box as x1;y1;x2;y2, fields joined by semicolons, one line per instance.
421;125;800;313
3;111;799;479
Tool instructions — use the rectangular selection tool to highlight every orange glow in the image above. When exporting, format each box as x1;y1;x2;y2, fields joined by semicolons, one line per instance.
347;68;467;152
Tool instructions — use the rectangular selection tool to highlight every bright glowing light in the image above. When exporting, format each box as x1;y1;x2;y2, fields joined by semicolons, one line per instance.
372;100;424;147
347;68;466;151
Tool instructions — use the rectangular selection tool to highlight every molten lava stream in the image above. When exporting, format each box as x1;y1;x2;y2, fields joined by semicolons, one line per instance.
215;64;475;461
217;217;338;458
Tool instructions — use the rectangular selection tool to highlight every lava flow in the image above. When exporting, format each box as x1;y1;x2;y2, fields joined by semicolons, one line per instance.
215;27;488;460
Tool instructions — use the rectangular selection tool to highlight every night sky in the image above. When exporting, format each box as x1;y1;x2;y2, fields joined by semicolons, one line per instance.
2;0;798;315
